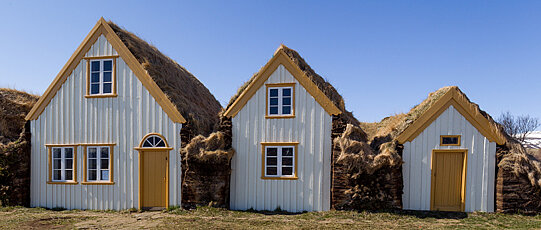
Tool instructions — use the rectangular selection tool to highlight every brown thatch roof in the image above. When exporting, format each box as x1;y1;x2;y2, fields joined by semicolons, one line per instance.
225;45;359;125
366;86;504;143
107;22;222;136
0;88;38;144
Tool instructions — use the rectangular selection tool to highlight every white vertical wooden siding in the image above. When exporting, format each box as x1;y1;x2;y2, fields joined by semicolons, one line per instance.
29;35;182;210
230;64;332;212
402;105;496;212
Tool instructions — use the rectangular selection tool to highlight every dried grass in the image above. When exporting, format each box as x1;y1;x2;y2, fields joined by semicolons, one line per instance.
108;22;222;136
180;132;235;165
498;137;541;189
180;131;235;208
0;88;38;145
335;124;402;177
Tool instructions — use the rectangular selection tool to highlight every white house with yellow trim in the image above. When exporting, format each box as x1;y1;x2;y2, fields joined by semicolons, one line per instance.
223;45;343;212
27;18;221;210
397;86;506;212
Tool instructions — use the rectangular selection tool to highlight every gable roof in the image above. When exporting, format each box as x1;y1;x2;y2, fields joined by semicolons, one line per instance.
26;18;222;135
223;45;344;118
395;86;506;145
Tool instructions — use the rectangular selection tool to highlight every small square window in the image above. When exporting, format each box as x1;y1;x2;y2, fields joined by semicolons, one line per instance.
440;135;461;146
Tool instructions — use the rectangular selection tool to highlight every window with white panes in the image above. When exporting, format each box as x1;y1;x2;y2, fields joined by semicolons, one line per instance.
51;147;75;182
263;145;296;178
267;86;293;116
89;59;114;95
86;146;111;181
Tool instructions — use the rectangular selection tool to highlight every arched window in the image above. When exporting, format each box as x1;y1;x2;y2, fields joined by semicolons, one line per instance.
139;133;169;148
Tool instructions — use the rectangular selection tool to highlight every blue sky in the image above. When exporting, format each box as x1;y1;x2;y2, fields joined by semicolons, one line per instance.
1;1;540;123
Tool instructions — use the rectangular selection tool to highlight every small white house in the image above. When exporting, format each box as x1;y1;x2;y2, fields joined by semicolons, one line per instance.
26;18;221;210
223;45;343;212
397;86;506;212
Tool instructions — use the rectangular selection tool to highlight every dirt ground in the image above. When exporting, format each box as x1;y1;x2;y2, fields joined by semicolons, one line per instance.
1;206;541;229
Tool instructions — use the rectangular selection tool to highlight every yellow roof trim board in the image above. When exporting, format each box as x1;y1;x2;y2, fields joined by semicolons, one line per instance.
25;18;186;123
396;88;506;145
223;49;341;118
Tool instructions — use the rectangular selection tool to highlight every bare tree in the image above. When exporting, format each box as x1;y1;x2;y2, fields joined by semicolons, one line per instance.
498;111;540;142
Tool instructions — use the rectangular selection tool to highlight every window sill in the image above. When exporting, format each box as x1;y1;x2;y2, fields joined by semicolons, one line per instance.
47;181;78;185
265;115;295;119
261;176;298;180
85;94;118;98
81;181;115;185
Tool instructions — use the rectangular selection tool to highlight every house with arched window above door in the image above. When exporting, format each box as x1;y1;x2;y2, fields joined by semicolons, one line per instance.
26;18;221;210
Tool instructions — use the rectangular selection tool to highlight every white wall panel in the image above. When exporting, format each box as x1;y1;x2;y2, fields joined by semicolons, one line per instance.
30;35;182;210
402;105;496;212
230;65;332;212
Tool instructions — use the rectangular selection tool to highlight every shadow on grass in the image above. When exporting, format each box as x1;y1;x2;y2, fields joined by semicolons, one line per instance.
365;208;469;219
241;207;307;216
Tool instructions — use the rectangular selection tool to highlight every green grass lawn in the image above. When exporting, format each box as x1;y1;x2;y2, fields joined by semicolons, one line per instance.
1;206;540;229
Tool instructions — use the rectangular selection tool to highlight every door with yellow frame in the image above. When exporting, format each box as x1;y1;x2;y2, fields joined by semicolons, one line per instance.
430;149;467;212
135;133;173;210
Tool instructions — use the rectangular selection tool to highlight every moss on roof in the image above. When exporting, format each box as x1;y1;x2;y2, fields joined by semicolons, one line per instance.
367;86;504;142
107;22;222;136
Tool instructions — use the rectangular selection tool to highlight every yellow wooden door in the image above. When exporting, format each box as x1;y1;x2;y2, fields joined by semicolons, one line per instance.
142;151;168;208
431;150;466;212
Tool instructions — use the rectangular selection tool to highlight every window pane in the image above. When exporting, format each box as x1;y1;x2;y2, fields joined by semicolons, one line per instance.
150;136;157;146
103;72;112;82
65;148;73;158
143;140;153;147
91;73;100;83
65;170;73;180
282;167;293;176
266;157;277;166
53;160;62;169
103;83;112;94
89;159;97;170
282;157;293;166
103;60;112;71
282;88;291;96
283;147;294;156
65;159;73;169
269;106;278;115
269;98;278;105
101;159;109;169
267;148;277;156
53;148;61;158
442;137;459;145
269;89;278;97
54;170;62;180
101;170;109;181
282;97;291;105
88;148;97;158
91;61;100;72
100;147;109;158
89;170;97;181
282;106;291;115
266;167;277;176
91;84;100;94
155;139;165;147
